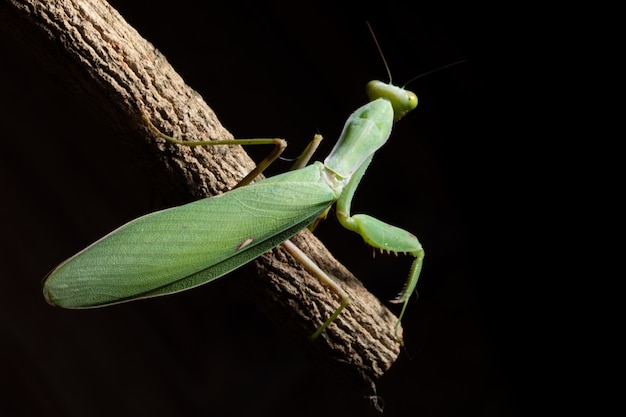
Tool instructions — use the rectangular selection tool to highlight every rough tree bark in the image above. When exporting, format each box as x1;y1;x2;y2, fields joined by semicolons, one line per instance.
0;0;402;387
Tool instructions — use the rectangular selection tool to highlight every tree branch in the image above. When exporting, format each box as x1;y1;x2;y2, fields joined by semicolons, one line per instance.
1;0;402;386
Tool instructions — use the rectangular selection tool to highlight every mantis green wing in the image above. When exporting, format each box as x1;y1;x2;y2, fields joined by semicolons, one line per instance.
43;163;337;308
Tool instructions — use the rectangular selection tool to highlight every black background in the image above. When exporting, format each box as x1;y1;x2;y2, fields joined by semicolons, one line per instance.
1;1;533;416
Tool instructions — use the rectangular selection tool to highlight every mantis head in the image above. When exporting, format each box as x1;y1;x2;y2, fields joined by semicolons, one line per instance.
366;80;418;121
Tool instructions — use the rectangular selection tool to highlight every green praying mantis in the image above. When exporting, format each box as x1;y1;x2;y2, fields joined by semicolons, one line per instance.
42;31;430;342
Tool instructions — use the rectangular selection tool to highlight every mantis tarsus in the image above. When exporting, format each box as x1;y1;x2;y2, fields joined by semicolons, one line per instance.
42;37;426;342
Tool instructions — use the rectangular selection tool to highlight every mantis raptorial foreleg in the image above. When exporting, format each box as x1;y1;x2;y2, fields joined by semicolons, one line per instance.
335;155;424;335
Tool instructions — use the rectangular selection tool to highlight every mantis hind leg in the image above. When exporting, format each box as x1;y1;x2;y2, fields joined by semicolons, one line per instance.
143;111;325;188
141;110;287;187
281;240;350;340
